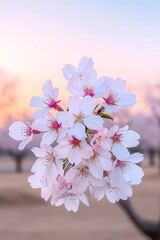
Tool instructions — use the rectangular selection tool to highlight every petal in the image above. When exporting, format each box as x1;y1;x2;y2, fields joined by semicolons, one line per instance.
18;135;33;150
9;121;28;140
128;153;144;163
100;155;112;171
102;103;118;113
67;80;84;96
33;108;50;119
56;111;75;128
31;147;46;158
68;147;83;164
41;131;57;146
80;96;96;115
78;57;89;72
69;122;86;139
32;118;48;132
62;64;77;80
122;130;140;147
64;195;79;212
116;93;136;106
94;77;111;98
42;80;59;100
106;188;117;203
30;96;46;108
89;161;103;179
112;143;130;159
68;96;81;115
84;114;104;130
79;193;89;206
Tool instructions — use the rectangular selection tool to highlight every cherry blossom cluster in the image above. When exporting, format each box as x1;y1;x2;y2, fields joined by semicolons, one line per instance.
9;57;144;212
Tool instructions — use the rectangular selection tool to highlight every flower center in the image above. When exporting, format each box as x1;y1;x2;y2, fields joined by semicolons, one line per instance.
21;126;32;137
79;167;89;178
116;160;126;168
75;113;84;122
84;85;94;97
104;93;117;105
69;136;81;148
47;120;61;130
43;96;62;110
111;133;122;143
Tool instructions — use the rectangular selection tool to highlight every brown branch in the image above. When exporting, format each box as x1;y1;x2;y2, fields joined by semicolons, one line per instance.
119;199;160;240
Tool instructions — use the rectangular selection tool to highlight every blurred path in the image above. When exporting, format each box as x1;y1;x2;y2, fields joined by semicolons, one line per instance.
0;170;159;240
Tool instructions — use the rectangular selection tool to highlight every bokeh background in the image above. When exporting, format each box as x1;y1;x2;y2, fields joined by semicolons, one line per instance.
0;1;160;239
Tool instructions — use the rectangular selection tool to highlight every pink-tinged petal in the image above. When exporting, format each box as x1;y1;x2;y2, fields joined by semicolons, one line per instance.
33;108;50;119
18;135;33;150
106;188;117;203
108;125;119;137
56;111;75;128
41;186;51;201
78;57;90;72
31;158;46;174
64;194;79;212
80;96;96;115
62;64;77;80
125;164;144;185
68;96;81;115
68;147;83;164
109;168;122;187
41;131;57;146
65;168;78;183
54;198;64;206
50;163;59;180
69;122;86;139
84;114;104;130
55;159;64;176
30;96;46;108
89;174;105;187
91;186;105;201
80;142;94;159
112;79;126;95
94;77;111;98
122;130;140;147
28;175;42;189
9;121;28;140
32;118;48;132
79;193;89;206
100;155;112;171
82;69;97;85
127;153;144;163
120;183;133;197
112;143;130;159
89;161;103;179
42;80;59;100
31;147;46;158
116;92;136;107
102;103;118;113
73;177;88;193
55;142;71;159
67;80;84;96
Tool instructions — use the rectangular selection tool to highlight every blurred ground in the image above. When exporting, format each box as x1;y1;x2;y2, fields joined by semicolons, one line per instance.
0;168;159;240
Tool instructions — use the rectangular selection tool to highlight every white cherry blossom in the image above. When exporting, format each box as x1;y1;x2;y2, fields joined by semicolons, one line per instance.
67;69;110;98
102;78;136;113
62;56;93;81
110;153;144;185
57;95;104;137
30;80;62;119
9;121;40;150
107;125;140;159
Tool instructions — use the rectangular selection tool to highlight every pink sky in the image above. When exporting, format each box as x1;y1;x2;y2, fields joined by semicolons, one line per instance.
0;0;160;121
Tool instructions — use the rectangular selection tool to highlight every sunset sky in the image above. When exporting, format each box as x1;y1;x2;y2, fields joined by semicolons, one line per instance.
0;0;160;122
